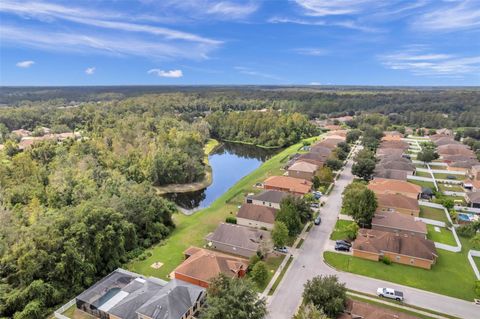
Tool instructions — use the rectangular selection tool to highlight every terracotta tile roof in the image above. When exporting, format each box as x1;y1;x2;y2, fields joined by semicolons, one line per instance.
353;229;437;261
372;213;427;234
264;176;312;194
288;161;319;173
174;247;249;283
236;203;277;224
368;178;422;198
375;193;420;211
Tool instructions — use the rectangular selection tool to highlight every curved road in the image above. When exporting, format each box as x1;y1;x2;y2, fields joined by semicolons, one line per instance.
266;148;479;319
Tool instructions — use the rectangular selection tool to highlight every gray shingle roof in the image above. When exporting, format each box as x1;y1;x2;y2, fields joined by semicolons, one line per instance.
206;223;271;252
250;190;291;204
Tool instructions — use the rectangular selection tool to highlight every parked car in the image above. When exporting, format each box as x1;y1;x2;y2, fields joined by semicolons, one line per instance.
446;175;456;180
377;288;404;301
275;246;288;254
314;216;322;225
335;240;352;247
310;202;319;208
334;243;350;252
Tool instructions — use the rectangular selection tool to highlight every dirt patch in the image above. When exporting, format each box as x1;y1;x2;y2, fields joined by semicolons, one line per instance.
151;262;163;269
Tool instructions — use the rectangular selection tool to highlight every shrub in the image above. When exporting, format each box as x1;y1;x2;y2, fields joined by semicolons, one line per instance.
380;256;392;265
225;216;237;224
475;281;480;296
249;254;261;270
346;223;359;240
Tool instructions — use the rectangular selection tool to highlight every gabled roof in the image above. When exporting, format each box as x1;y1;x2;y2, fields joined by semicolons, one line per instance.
372;213;427;234
466;191;480;204
136;279;205;319
438;144;474;156
375;193;420;211
373;169;408;181
250;190;291;204
263;175;312;194
298;152;329;163
315;139;341;149
175;247;248;283
379;140;409;150
375;161;415;172
368;178;422;197
206;223;271;252
433;137;460;146
309;145;333;156
376;148;404;158
378;155;411;165
442;154;477;161
288;161;319;173
448;160;480;169
353;229;437;261
237;203;276;224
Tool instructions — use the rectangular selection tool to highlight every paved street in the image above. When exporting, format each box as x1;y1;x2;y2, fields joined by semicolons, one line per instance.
266;151;479;319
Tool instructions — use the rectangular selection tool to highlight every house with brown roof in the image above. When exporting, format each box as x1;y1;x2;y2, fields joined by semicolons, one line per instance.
173;247;249;288
447;159;480;172
263;176;312;195
468;165;480;180
296;152;328;167
205;223;272;257
327;130;348;137
465;191;480;209
379;140;409;150
352;229;437;269
287;161;319;180
376;148;405;158
375;193;420;216
375;161;415;173
315;138;342;150
309;144;332;157
236;203;277;230
438;144;475;157
381;131;403;141
246;190;293;209
368;178;422;200
463;179;480;192
373;168;408;181
372;213;427;238
442;154;477;163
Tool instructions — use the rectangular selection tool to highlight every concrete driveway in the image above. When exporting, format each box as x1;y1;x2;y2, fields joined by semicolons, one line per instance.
266;147;480;319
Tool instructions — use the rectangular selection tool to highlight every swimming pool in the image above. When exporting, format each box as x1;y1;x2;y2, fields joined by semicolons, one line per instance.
458;213;473;222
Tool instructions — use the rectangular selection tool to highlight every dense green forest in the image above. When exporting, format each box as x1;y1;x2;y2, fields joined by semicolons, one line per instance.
207;110;318;147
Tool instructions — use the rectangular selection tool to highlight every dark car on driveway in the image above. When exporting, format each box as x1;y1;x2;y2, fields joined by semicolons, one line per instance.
334;243;350;252
335;240;352;247
314;216;322;225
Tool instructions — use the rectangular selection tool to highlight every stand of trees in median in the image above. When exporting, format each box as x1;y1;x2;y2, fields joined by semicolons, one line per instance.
207;110;318;147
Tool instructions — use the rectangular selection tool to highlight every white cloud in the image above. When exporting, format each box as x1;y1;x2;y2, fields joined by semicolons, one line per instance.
379;48;480;76
207;1;258;19
413;0;480;32
148;68;183;78
268;16;381;32
294;48;328;56
16;60;35;68
85;67;95;75
163;0;258;20
294;0;377;16
1;25;217;60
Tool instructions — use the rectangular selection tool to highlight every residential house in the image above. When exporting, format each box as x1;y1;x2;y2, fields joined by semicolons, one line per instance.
373;168;408;181
371;213;427;238
205;223;272;257
375;193;421;216
438;144;475;157
173;247;248;288
442;154;477;163
246;190;292;209
368;178;422;200
376;148;405;158
381;131;403;141
436;128;453;136
447;159;480;172
236;203;277;230
465;192;480;209
379;140;409;150
287;161;319;180
468;165;480;180
463;179;480;192
75;268;205;319
327;130;348;138
263;175;312;195
375;161;415;174
315;138;342;150
309;144;333;158
352;229;437;269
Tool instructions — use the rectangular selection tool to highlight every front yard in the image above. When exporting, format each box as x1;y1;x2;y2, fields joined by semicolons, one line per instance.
324;237;478;301
330;219;355;240
419;206;449;223
414;171;432;178
426;224;456;246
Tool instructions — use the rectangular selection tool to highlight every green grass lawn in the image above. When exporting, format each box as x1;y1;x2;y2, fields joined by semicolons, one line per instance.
438;183;464;192
419;205;449;223
445;195;467;206
426;224;456;246
127;135;323;279
433;173;461;180
324;237;478;301
248;254;285;292
63;305;95;319
330;219;355;240
409;179;436;190
268;256;294;295
414;171;432;178
474;257;480;272
415;163;428;169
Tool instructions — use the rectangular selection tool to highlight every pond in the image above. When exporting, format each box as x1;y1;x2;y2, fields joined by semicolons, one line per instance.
165;142;278;213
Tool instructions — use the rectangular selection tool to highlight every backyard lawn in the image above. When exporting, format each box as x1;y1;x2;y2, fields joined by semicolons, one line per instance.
409;179;436;190
414;163;428;169
419;205;449;223
438;183;464;192
414;171;432;178
324;237;478;301
433;173;462;180
127;135;323;279
330;219;355;240
426;224;456;246
474;257;480;272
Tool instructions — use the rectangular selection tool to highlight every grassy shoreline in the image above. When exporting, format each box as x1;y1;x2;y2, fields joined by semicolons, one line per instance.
128;135;323;279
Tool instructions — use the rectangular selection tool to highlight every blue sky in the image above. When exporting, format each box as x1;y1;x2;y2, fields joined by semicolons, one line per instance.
1;0;479;86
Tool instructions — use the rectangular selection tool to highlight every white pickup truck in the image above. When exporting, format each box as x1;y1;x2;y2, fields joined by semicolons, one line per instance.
377;288;404;301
